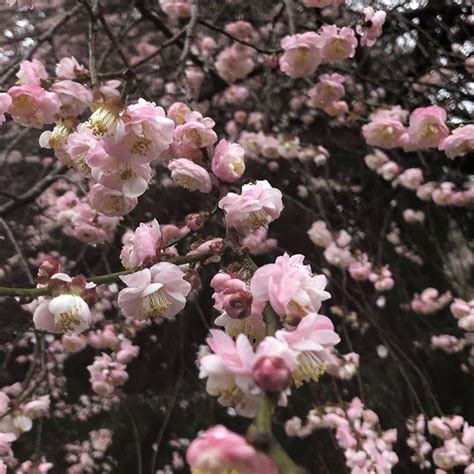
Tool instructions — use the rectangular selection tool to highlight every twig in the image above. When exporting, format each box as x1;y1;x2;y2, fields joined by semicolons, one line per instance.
0;217;34;285
283;0;296;35
0;165;68;218
123;402;143;474
0;4;83;85
0;250;213;298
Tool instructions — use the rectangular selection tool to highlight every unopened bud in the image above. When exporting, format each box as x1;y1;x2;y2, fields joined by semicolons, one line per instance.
253;356;292;393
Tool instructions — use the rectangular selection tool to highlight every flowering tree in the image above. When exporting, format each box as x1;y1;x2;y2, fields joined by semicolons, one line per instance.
0;0;473;472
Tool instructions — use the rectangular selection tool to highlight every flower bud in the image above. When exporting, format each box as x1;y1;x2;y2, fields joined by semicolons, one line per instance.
222;289;253;319
253;356;292;393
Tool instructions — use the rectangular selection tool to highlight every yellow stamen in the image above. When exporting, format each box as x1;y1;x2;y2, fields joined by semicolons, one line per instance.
142;288;169;319
293;352;326;388
56;309;81;332
87;105;118;135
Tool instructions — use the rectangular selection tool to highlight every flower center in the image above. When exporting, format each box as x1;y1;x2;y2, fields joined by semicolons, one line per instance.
56;308;82;332
87;105;118;135
48;122;71;148
142;288;169;319
218;384;245;407
129;136;152;155
176;174;198;191
422;123;438;138
245;209;269;230
292;352;326;388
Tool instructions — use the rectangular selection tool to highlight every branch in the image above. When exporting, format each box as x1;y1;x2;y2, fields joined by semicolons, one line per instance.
0;250;213;298
0;165;68;218
0;4;83;85
249;305;305;474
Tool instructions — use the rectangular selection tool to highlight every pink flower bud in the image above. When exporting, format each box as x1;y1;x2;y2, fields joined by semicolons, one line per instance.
253;356;292;393
222;289;253;319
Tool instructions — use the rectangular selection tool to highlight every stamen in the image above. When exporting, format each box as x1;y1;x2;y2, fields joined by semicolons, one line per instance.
292;352;326;388
130;136;152;155
142;288;169;319
87;105;118;136
56;308;81;332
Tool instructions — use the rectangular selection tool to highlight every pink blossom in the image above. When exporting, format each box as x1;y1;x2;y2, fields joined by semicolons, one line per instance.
439;124;474;159
215;45;255;83
225;21;254;41
358;7;387;48
364;149;389;170
88;183;138;217
89;151;152;198
301;0;344;6
250;253;330;324
212;139;246;182
241;228;278;255
33;294;92;334
16;59;47;86
277;313;340;387
400;106;449;151
324;243;354;268
362;116;406;149
396;168;424;190
62;334;87;353
105;98;175;163
307;73;345;109
55;56;88;79
403;209;425;223
349;254;372;281
279;32;322;78
117;263;191;321
319;25;358;64
167;102;191;125
50;80;93;117
174;111;217;148
120;219;162;269
219;180;283;234
88;353;129;396
159;0;191;18
186;425;277;474
7;84;60;128
0;93;12;125
377;161;400;180
199;330;260;417
168;158;212;193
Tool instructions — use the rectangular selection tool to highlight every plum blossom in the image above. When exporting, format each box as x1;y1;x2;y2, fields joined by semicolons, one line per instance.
33;293;92;335
159;0;191;18
362;115;406;149
218;180;283;235
439;124;474;158
117;263;191;321
16;59;47;86
55;56;88;79
250;253;330;325
186;425;277;474
168;159;212;193
104;99;175;162
174;111;217;148
120;219;162;269
212;139;246;182
319;25;358;63
279;32;322;78
88;183;138;217
7;85;60;128
276;313;340;387
357;7;387;48
50;80;92;117
88;353;129;396
400;106;449;151
0;93;12;125
215;45;255;83
198;330;260;417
